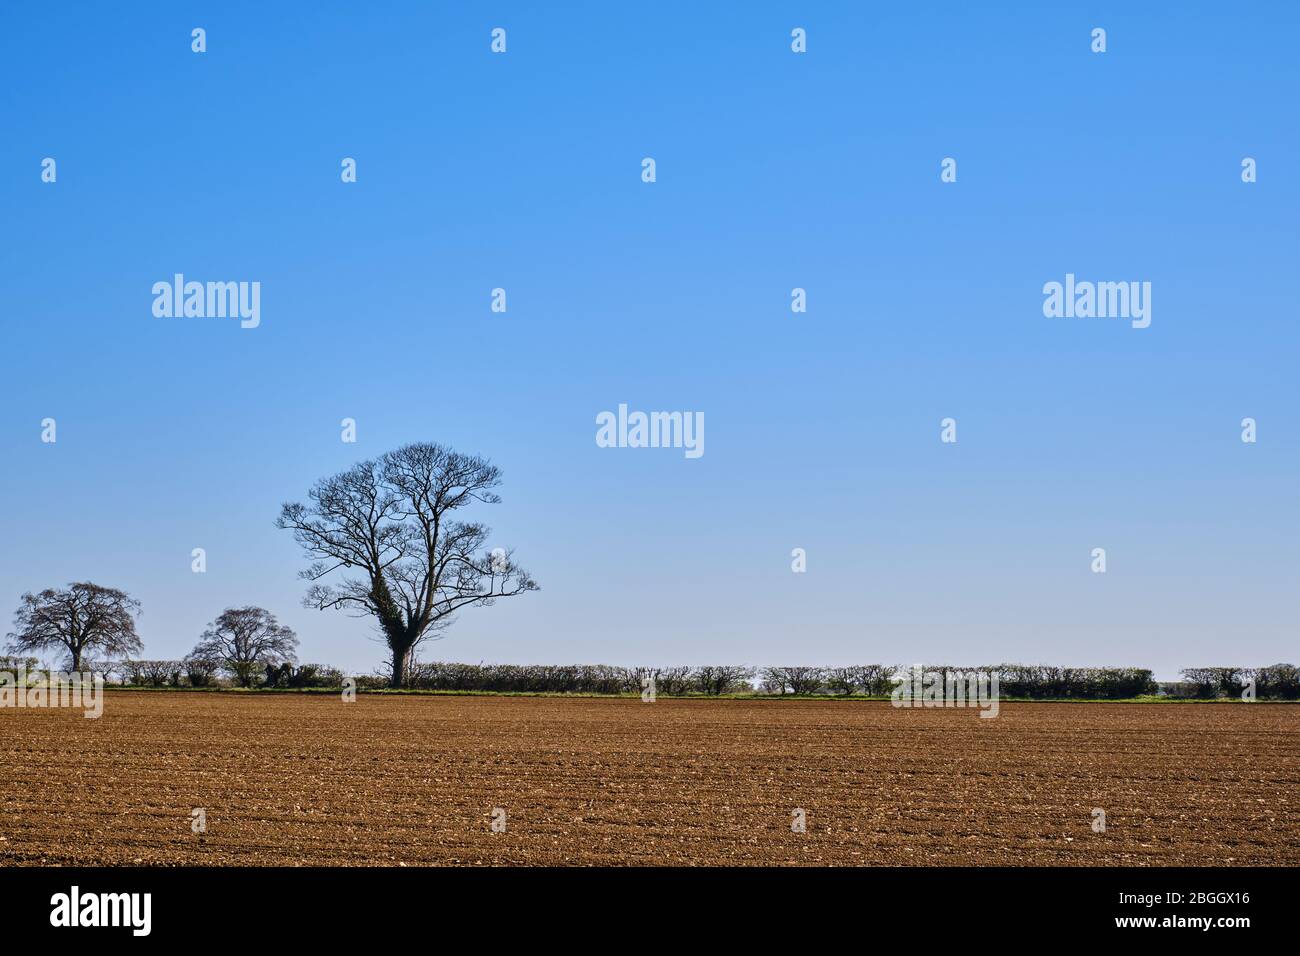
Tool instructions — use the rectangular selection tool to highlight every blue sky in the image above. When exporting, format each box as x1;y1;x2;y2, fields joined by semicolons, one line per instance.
1;2;1296;679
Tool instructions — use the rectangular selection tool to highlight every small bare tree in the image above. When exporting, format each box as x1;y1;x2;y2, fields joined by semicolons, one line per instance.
762;666;826;695
183;652;222;687
656;666;695;696
276;442;538;687
694;665;756;696
6;582;143;672
191;607;299;688
825;667;861;696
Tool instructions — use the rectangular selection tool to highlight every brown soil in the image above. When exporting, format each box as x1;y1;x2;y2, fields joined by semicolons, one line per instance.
2;692;1296;865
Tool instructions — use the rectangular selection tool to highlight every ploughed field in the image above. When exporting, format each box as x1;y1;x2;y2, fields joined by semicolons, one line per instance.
2;692;1297;865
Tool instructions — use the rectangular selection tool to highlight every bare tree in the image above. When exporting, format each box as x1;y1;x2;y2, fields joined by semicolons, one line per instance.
762;666;826;696
656;666;695;696
276;442;538;687
6;582;143;672
825;667;861;696
191;607;299;687
857;664;898;696
694;665;756;696
183;652;222;688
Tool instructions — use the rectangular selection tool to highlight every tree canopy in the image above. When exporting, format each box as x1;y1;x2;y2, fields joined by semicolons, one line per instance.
6;582;143;671
276;442;537;686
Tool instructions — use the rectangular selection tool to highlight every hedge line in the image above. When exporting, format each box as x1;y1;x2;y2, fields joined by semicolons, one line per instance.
19;659;1292;700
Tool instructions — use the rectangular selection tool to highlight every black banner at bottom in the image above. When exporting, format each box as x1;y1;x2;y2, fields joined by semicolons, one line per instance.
0;866;1277;941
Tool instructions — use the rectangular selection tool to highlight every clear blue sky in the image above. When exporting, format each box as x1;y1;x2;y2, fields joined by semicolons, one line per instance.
1;3;1296;680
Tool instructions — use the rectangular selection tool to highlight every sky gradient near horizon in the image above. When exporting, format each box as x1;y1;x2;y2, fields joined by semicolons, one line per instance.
2;2;1297;681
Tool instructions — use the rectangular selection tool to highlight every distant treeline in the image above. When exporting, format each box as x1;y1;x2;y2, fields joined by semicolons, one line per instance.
7;656;1296;700
0;656;343;690
1177;665;1300;700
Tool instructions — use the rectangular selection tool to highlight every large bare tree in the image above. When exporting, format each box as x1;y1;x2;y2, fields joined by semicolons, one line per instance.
190;606;299;687
276;442;538;687
6;582;143;671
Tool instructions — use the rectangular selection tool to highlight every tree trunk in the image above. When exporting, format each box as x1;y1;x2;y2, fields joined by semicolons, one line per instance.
372;576;413;689
69;647;82;673
390;643;412;688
